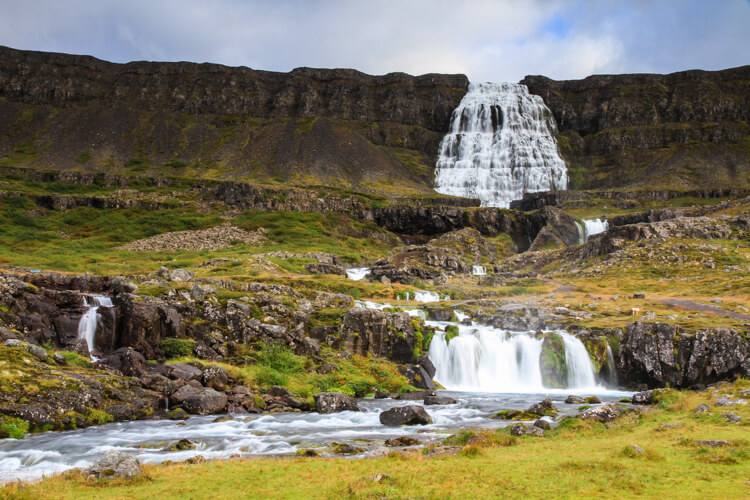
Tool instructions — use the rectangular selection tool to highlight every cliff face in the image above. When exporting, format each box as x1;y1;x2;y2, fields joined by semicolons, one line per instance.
0;46;467;194
522;67;750;191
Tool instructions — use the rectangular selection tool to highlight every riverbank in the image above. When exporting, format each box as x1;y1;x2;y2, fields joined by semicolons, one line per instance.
2;380;748;499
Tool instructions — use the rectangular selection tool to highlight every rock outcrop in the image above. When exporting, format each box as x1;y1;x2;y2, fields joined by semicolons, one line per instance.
618;322;750;388
337;308;418;364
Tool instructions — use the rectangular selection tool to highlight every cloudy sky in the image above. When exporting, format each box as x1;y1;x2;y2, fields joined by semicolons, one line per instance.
1;0;748;82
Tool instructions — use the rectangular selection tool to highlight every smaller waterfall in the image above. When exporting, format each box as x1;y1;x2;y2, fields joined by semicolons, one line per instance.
559;332;597;389
605;344;618;387
582;219;608;240
77;295;113;357
575;221;585;244
346;268;370;281
471;265;487;276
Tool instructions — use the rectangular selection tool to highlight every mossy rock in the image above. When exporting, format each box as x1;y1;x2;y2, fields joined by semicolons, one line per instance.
490;410;539;421
445;325;460;343
539;333;567;388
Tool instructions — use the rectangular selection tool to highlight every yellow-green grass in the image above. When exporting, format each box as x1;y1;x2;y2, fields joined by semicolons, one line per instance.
0;196;397;275
4;381;749;499
167;348;413;399
563;195;736;220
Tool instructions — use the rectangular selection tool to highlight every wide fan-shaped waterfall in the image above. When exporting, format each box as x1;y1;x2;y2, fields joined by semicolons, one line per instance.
434;82;568;208
428;321;600;393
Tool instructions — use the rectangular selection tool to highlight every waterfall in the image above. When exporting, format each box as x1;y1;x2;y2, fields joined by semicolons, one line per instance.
582;219;608;240
434;82;567;208
471;265;487;276
559;332;597;389
428;321;599;393
575;221;585;244
346;268;370;281
605;344;618;387
77;295;113;357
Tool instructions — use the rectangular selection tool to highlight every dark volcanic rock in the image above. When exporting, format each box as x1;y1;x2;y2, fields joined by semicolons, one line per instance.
379;405;432;426
424;395;457;405
338;308;417;364
182;388;228;415
618;322;750;388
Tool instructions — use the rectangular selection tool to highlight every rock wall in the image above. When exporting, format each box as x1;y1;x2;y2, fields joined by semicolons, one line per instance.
618;322;750;388
522;67;750;191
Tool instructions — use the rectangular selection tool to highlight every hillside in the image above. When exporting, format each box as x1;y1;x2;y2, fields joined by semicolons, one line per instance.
0;46;467;195
522;67;750;191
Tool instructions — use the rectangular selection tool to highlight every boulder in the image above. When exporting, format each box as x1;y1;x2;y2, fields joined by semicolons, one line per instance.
528;398;558;416
87;450;142;480
379;405;432;426
384;436;421;447
632;391;654;405
163;439;196;452
510;423;544;437
169;385;201;406
167;408;190;420
98;347;147;378
396;390;435;401
168;269;195;282
580;404;619;423
24;344;48;362
202;365;229;391
313;392;360;413
164;363;203;382
182;388;228;415
565;395;585;404
534;419;552;430
424;395;457;405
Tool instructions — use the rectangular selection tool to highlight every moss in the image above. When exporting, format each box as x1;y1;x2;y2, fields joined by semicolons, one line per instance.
159;338;198;359
445;325;460;343
539;333;567;388
86;408;114;425
309;308;347;328
0;416;30;439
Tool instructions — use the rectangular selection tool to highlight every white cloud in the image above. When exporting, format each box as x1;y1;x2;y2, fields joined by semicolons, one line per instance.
0;0;747;82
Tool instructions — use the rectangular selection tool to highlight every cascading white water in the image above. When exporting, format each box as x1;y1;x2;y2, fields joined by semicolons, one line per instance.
582;219;608;240
471;265;487;276
575;221;585;244
428;321;600;393
428;325;543;392
346;268;370;281
559;331;597;389
77;295;113;356
605;344;618;387
434;82;568;208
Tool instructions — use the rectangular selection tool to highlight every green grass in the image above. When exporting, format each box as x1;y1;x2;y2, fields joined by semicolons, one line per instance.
0;195;223;273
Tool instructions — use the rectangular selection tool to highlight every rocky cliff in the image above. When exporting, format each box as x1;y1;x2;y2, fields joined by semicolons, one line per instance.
0;46;467;194
522;67;750;191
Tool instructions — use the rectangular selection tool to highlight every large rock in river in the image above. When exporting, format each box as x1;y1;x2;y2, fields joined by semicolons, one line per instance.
379;405;432;426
